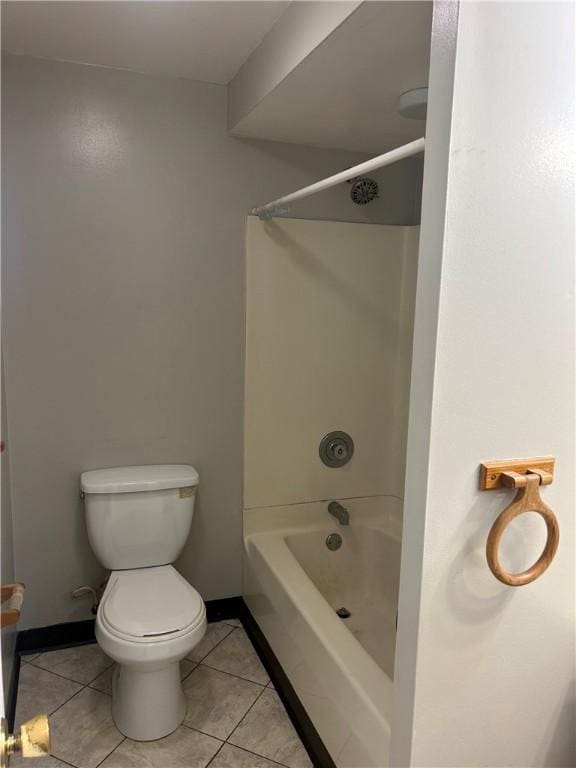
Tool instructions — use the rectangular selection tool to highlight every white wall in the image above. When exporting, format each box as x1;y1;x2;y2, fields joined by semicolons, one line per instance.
227;1;360;130
393;2;575;766
245;217;418;510
2;54;421;628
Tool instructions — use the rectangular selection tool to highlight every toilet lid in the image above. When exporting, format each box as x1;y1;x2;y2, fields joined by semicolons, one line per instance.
101;566;204;639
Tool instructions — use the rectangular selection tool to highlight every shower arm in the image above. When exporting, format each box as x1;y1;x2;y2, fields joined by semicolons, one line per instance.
251;136;425;220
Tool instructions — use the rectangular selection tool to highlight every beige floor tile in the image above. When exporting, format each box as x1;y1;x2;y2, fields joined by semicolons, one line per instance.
89;665;113;695
89;666;114;695
99;725;221;767
50;688;123;768
209;744;285;768
90;659;196;695
229;689;312;768
186;622;233;662
31;644;113;684
202;629;269;685
11;755;71;768
21;653;40;663
15;664;82;727
180;658;196;681
182;665;262;740
223;619;242;628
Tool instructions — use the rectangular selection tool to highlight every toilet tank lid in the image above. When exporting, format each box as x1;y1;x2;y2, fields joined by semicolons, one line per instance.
80;464;199;494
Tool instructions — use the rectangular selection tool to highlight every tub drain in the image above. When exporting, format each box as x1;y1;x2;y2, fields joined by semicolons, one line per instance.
336;607;351;619
326;533;342;551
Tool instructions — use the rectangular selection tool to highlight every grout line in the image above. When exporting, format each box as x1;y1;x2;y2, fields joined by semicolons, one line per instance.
39;683;90;721
199;661;268;688
186;623;235;664
89;687;112;697
26;655;114;688
225;684;268;744
49;756;80;768
25;661;95;687
179;677;267;750
198;627;270;686
93;736;126;768
180;722;227;743
84;661;115;686
179;661;199;684
87;674;113;696
45;680;114;725
204;740;227;768
220;742;293;768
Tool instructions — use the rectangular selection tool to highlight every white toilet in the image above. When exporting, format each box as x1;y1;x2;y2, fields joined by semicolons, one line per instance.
81;464;206;741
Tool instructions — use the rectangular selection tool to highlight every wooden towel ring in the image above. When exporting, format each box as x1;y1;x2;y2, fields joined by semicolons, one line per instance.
486;473;559;586
0;582;25;628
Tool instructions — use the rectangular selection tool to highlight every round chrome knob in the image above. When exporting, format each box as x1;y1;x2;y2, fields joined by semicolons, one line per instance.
319;431;354;468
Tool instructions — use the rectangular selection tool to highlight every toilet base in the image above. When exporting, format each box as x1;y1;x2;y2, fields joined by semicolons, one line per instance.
111;661;186;741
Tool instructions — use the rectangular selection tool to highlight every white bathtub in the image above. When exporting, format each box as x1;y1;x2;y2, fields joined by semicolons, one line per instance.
243;496;402;768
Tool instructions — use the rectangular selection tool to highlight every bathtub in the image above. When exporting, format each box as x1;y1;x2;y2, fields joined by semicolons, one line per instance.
243;496;402;768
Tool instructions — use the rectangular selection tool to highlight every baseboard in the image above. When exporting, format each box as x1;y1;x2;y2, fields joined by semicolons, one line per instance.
5;652;21;731
205;596;246;623
17;619;97;656
16;597;246;656
241;604;337;768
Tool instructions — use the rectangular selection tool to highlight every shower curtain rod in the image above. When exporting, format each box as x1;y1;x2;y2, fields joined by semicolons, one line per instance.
252;136;425;220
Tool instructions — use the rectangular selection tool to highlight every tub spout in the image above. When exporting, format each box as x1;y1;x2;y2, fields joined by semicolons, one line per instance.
328;501;349;526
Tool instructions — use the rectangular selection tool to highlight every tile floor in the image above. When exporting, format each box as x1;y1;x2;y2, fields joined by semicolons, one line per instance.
15;620;312;768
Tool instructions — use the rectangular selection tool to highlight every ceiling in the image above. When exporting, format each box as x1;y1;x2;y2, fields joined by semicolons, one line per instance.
1;1;290;84
231;1;432;153
2;1;432;154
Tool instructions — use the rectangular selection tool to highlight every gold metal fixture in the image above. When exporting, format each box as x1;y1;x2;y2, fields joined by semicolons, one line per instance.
0;714;50;767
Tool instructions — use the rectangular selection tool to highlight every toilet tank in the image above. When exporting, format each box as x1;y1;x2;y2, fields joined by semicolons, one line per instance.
81;465;199;570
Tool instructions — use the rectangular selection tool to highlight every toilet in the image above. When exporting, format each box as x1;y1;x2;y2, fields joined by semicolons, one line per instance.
81;464;206;741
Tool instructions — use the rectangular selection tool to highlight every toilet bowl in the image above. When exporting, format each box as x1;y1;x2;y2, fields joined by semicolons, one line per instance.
96;565;206;741
81;464;205;741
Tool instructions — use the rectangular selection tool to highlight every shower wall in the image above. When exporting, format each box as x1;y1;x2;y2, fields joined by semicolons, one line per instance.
244;216;418;511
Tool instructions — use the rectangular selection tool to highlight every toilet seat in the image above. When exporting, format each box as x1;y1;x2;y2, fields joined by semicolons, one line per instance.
100;565;204;643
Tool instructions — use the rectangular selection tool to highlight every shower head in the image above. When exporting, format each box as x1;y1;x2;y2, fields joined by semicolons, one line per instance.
349;176;379;205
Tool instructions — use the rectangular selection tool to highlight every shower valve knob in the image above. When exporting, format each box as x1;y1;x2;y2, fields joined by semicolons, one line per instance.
319;431;354;468
330;442;347;459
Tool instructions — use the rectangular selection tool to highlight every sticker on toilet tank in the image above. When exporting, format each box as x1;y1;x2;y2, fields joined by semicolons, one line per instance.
179;486;196;498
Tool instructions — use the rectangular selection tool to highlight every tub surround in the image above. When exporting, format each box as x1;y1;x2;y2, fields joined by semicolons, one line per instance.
244;217;418;509
243;216;418;765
